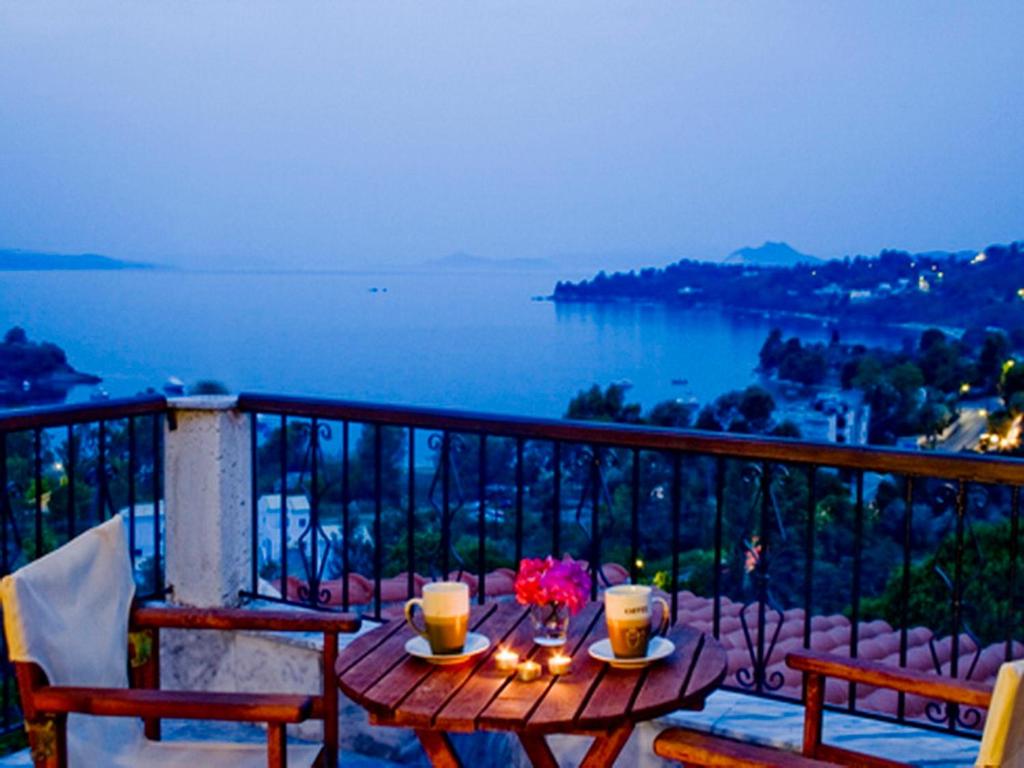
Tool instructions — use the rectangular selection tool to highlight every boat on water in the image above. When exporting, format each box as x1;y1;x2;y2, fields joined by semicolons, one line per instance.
671;378;689;386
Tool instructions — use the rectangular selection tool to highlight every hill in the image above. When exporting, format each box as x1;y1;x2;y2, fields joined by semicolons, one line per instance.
723;241;820;267
0;249;153;271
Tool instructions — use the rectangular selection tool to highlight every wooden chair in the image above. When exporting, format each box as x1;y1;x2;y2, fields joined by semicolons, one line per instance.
654;649;1021;767
1;516;361;768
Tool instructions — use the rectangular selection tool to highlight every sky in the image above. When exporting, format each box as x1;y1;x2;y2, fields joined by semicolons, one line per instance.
0;1;1021;271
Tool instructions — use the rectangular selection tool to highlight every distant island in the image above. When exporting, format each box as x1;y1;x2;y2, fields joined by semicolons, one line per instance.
553;240;1024;335
0;327;100;406
0;248;154;271
423;251;557;271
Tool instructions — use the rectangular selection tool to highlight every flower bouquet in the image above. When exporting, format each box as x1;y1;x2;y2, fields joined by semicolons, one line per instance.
514;555;591;646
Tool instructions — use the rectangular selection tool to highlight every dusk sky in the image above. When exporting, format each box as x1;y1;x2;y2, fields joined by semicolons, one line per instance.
1;2;1021;271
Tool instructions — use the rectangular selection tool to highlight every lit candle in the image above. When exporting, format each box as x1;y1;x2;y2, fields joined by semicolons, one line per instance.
548;653;571;676
516;660;542;682
494;648;520;672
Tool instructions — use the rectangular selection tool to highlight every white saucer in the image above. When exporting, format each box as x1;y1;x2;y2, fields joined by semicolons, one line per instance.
587;637;675;669
405;632;491;665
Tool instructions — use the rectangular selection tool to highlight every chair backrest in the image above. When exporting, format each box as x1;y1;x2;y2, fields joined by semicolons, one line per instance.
977;659;1024;767
0;515;136;689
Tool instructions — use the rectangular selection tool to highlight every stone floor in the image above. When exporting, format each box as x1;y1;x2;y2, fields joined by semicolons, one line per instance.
0;690;981;767
661;689;980;767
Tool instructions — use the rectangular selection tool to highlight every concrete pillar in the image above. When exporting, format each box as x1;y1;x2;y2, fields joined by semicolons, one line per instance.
164;396;251;608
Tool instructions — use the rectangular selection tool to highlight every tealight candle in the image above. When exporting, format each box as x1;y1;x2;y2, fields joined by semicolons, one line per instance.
494;648;520;672
548;653;571;676
516;660;542;682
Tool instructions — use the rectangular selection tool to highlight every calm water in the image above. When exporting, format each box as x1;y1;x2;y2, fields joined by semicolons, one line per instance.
0;269;913;417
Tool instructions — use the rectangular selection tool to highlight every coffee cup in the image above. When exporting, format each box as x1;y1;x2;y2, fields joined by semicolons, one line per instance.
604;585;670;659
404;581;470;655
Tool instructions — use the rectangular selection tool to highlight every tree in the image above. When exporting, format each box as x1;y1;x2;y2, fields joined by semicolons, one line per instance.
4;326;27;345
565;384;642;423
758;329;785;372
738;386;775;432
648;400;694;429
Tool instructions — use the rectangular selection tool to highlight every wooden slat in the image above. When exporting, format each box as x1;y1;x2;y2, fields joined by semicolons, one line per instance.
786;651;992;708
526;606;610;733
335;620;406;677
393;603;529;726
32;686;313;723
133;604;361;634
814;743;910;768
653;727;839;767
478;602;603;730
363;602;512;717
630;627;703;719
340;605;494;700
433;604;552;732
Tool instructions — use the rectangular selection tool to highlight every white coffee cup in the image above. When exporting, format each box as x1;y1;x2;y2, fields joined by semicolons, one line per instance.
404;581;470;655
604;584;670;659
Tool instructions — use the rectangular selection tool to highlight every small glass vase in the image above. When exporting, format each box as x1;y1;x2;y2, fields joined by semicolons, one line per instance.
530;601;570;646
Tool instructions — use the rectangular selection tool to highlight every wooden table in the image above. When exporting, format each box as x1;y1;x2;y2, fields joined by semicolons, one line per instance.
336;600;727;767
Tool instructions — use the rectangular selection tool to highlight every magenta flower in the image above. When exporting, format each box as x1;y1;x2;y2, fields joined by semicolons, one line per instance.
514;555;591;615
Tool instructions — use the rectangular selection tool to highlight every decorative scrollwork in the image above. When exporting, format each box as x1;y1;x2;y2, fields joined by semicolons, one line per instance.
571;446;619;588
427;433;468;578
734;462;790;693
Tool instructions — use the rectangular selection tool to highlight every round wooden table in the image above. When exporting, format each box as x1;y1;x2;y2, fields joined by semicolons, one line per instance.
336;600;727;767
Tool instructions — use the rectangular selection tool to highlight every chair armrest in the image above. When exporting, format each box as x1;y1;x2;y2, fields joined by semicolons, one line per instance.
786;650;992;708
132;603;361;634
32;686;314;723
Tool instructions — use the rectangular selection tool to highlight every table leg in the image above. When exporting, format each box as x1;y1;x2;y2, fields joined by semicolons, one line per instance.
579;723;633;768
518;733;559;768
415;730;463;768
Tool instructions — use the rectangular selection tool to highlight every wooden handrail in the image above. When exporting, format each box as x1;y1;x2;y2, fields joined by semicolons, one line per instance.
132;604;360;634
237;392;1024;485
786;650;993;708
32;686;314;723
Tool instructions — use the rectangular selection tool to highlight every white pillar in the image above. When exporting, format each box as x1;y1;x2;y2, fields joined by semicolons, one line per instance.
164;396;252;608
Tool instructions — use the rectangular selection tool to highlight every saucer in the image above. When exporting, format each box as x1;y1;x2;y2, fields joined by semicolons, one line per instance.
405;632;491;665
587;637;675;669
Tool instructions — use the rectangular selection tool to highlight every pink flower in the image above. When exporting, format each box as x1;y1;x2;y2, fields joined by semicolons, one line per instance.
514;555;591;615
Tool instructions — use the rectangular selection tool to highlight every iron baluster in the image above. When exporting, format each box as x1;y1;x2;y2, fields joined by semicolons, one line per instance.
408;427;416;600
477;434;486;605
589;445;601;600
670;453;681;624
249;413;258;594
849;471;864;711
66;424;76;541
374;424;382;618
713;456;725;640
341;421;350;611
802;466;817;651
898;475;914;721
630;448;640;584
1009;486;1021;662
551;442;561;558
279;415;288;588
152;414;162;594
128;417;136;565
33;428;42;557
515;438;524;566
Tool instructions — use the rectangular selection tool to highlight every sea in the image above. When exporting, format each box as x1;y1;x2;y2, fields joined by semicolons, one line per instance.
0;269;915;417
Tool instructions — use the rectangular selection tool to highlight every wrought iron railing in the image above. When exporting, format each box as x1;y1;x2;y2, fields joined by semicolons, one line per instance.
0;395;167;736
238;392;1024;738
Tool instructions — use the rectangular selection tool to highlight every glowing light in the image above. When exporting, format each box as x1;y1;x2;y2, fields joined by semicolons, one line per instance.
635;558;645;570
547;653;571;676
959;383;971;395
495;648;519;671
971;252;988;265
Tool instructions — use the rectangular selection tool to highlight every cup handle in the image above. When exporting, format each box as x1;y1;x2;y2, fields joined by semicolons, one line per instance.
653;596;671;637
404;598;428;638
